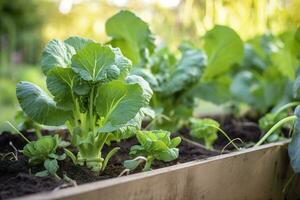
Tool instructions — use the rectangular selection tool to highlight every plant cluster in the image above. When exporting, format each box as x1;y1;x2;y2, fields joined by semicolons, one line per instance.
124;130;181;172
16;36;154;173
10;10;300;179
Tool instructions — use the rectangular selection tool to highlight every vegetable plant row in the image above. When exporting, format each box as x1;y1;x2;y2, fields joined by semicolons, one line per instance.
2;10;300;198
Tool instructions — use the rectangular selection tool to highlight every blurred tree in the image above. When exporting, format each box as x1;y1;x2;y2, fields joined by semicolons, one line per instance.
0;0;44;68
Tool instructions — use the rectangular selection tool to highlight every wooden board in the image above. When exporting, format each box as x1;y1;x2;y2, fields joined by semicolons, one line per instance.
16;141;299;200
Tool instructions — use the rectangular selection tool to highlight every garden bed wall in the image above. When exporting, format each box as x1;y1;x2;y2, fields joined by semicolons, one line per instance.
17;141;299;200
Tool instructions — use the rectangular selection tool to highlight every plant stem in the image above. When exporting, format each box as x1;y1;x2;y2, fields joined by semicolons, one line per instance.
89;86;95;133
143;156;153;171
208;125;240;150
274;102;300;117
34;126;42;139
4;121;30;143
255;115;297;147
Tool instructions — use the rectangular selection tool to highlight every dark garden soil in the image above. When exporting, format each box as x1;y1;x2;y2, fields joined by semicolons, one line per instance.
0;115;283;199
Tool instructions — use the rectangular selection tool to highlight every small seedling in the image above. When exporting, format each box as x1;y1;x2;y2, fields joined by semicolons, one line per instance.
189;118;240;150
124;130;181;171
23;135;68;179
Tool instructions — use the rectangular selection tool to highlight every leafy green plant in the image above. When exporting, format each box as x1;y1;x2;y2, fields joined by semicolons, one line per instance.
258;113;287;142
258;102;300;142
189;118;219;149
106;11;245;131
254;26;300;173
189;118;240;150
16;36;153;173
124;130;181;171
231;30;300;114
23;135;67;179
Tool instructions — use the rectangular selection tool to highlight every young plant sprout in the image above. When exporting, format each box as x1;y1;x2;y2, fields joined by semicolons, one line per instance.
123;130;181;172
255;104;300;173
189;118;240;150
257;101;300;145
16;37;153;173
23;135;67;179
257;103;300;142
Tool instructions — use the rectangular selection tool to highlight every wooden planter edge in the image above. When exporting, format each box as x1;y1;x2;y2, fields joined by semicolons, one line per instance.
15;140;297;200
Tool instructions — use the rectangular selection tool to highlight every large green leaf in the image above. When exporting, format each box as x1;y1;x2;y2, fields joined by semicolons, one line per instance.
126;75;153;102
46;67;75;109
121;75;153;129
72;43;130;83
106;10;155;65
96;80;148;133
203;25;244;80
161;47;207;95
41;39;75;74
16;81;72;126
188;76;232;104
288;106;300;173
231;71;262;106
271;31;300;80
64;36;94;52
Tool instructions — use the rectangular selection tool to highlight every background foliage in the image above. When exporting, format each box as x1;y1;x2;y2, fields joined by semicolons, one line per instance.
0;0;300;130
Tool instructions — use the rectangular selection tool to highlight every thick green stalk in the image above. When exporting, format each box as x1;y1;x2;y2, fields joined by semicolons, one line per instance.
143;156;154;171
89;86;95;133
255;115;297;147
274;102;300;117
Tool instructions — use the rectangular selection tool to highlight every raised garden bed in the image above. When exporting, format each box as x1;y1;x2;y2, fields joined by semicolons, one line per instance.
2;9;300;200
13;140;300;200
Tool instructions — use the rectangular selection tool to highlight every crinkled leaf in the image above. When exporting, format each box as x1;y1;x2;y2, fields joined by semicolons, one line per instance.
44;159;59;175
96;80;148;133
203;25;244;80
190;118;220;140
190;118;219;149
16;82;72;126
23;136;59;164
46;67;75;109
106;10;155;65
161;47;207;95
126;75;153;103
72;43;115;82
72;43;130;83
156;148;179;162
41;39;75;74
288;106;300;173
170;137;181;148
64;36;94;52
131;68;160;91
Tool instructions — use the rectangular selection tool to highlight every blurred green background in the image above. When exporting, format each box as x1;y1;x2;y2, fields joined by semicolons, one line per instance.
0;0;300;130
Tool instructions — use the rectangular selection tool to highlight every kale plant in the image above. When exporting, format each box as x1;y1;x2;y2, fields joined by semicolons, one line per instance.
255;27;300;172
23;135;67;179
106;11;246;130
16;37;152;173
123;130;181;171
